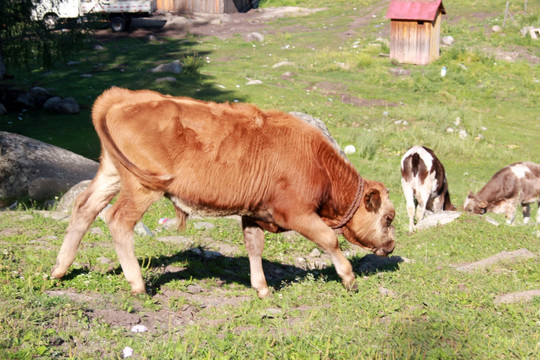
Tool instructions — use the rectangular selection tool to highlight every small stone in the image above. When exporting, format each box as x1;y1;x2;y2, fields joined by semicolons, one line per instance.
441;35;454;45
244;32;264;42
492;25;502;33
309;248;321;257
194;221;215;230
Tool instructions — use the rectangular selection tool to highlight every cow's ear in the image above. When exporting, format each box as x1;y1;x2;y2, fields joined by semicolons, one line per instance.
467;191;475;198
364;189;381;212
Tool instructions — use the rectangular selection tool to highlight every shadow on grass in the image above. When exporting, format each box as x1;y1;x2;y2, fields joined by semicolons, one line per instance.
139;250;405;295
0;30;247;160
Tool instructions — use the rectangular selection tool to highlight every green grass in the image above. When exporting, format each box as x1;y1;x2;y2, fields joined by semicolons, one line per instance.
1;0;539;358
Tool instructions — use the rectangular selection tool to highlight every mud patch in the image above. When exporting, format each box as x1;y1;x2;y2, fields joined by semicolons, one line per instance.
46;287;252;333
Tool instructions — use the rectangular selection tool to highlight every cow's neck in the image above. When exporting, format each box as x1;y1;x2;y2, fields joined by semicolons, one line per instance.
317;142;362;227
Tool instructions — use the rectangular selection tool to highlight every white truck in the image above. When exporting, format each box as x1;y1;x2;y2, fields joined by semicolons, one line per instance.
32;0;157;32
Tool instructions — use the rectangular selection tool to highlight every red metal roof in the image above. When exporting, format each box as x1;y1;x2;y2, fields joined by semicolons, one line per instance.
386;0;445;21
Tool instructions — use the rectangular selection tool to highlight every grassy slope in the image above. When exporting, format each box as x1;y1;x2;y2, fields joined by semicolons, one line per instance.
1;0;539;358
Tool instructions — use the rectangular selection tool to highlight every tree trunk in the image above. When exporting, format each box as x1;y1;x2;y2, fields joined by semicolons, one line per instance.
0;41;5;79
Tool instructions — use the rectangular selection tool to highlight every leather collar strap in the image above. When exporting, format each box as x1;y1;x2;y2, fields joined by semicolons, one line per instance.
331;175;364;234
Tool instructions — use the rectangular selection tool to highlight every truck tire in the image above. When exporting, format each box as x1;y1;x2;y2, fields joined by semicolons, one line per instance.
110;16;128;32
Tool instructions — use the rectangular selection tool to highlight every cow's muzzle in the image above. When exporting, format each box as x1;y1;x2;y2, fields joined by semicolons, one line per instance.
374;240;395;257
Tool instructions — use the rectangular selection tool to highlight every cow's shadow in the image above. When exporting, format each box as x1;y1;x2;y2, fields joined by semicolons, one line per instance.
140;250;405;295
58;249;404;295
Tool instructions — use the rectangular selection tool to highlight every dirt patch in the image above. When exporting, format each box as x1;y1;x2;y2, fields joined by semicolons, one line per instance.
93;7;325;41
309;81;398;107
46;287;252;333
494;289;540;305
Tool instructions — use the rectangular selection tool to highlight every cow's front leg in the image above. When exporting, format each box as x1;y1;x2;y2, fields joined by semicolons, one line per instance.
291;214;356;291
242;217;270;299
522;203;531;224
503;201;517;225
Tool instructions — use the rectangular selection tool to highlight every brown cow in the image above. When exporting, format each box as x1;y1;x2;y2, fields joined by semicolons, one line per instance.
464;162;540;225
51;87;396;298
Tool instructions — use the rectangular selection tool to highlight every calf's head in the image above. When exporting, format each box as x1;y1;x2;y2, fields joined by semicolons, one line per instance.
342;180;396;257
463;192;487;214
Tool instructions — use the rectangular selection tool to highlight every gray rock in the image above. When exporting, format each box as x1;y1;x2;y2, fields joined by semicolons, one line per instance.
441;35;454;45
43;97;62;111
0;132;98;206
56;179;92;213
246;79;263;85
151;60;183;74
272;61;296;69
244;32;264;42
290;112;346;158
415;211;461;231
155;76;177;83
28;177;72;201
455;248;536;272
43;96;80;113
16;93;36;109
194;221;215;230
134;222;153;237
89;227;105;236
55;97;80;114
309;248;321;257
0;103;6;115
494;289;540;305
30;87;51;107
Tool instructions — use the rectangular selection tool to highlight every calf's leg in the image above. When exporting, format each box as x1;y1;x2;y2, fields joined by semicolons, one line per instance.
242;217;270;298
291;214;356;290
106;186;163;294
521;203;531;224
415;185;431;224
51;169;120;279
401;179;416;232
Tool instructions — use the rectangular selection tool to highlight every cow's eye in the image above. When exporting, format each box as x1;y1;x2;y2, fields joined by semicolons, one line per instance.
385;215;393;227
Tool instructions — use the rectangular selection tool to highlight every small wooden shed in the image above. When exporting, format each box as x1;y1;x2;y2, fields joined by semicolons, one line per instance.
386;0;446;65
156;0;253;14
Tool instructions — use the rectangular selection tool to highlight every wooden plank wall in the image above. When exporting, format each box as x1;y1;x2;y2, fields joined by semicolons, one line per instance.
389;11;442;65
156;0;251;14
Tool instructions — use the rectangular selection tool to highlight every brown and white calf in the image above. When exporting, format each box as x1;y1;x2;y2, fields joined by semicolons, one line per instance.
401;146;455;232
51;87;396;298
464;162;540;225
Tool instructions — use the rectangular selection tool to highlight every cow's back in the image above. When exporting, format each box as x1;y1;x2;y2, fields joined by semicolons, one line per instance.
95;88;343;216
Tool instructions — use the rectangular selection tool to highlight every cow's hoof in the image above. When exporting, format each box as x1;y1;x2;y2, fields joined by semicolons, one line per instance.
50;266;66;279
257;288;271;299
344;279;358;292
131;287;147;295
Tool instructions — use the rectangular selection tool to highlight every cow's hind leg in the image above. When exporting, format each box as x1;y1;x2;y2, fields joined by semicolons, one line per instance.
107;185;163;294
522;203;531;224
51;168;120;279
401;178;416;232
242;217;270;299
415;185;431;225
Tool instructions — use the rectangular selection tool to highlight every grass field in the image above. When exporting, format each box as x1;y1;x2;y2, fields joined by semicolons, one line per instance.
1;0;539;358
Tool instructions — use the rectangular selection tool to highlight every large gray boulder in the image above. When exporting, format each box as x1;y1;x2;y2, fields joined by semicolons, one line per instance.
290;112;346;158
0;132;99;206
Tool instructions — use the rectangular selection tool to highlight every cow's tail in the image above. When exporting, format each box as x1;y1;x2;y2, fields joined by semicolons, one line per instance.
92;87;173;189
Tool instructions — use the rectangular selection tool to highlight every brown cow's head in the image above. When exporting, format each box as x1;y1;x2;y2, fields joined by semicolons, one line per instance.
342;180;396;257
463;191;487;214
